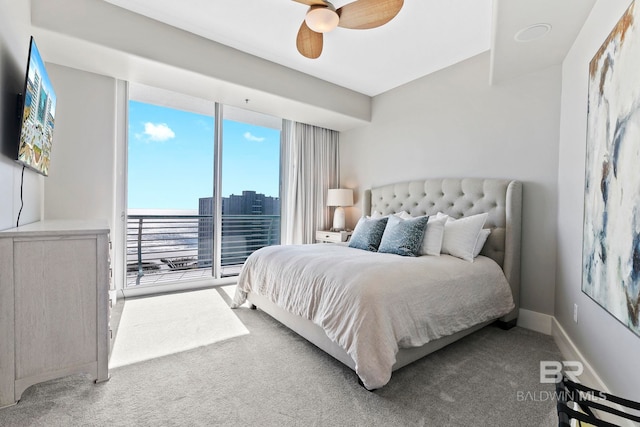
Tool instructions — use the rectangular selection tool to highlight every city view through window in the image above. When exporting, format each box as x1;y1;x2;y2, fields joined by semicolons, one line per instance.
127;100;281;287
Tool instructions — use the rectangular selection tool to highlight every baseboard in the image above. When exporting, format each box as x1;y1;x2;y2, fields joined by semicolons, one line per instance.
551;319;607;390
517;308;553;335
552;318;636;427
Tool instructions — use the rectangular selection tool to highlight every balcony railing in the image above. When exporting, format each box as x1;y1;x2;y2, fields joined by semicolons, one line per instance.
126;214;280;287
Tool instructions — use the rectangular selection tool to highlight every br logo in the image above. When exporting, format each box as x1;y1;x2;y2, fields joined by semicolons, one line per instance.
540;361;584;383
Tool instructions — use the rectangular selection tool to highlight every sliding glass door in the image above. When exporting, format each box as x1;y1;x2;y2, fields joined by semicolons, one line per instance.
125;84;280;289
127;98;215;287
219;106;281;276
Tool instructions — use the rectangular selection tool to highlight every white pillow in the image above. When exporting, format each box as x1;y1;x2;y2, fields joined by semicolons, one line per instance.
419;216;447;256
438;212;488;262
472;228;491;258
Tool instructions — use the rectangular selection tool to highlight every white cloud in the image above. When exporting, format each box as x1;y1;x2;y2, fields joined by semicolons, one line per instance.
244;132;265;142
143;122;175;142
195;119;212;131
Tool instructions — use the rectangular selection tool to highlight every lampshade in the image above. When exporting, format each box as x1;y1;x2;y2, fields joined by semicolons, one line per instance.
327;189;353;207
305;5;340;33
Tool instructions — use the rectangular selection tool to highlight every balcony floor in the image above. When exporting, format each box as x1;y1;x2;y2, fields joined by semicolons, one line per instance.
126;265;242;288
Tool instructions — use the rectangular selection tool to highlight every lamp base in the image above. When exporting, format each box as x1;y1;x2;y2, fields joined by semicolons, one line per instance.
332;206;346;231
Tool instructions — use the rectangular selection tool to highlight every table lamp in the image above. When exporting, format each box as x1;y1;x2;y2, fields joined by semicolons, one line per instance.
327;188;353;231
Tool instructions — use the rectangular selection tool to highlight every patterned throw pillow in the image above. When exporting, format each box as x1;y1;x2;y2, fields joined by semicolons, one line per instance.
378;215;430;257
348;217;389;251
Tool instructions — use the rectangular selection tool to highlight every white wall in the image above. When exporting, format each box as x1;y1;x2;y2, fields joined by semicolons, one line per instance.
556;0;640;399
0;0;43;230
340;52;561;316
43;64;116;231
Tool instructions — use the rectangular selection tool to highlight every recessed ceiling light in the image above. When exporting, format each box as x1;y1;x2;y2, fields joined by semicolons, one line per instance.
514;23;552;42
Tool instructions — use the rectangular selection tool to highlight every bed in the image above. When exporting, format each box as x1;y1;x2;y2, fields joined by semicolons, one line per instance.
232;178;522;390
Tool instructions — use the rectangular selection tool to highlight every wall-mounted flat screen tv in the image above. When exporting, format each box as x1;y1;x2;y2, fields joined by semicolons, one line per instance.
16;36;56;176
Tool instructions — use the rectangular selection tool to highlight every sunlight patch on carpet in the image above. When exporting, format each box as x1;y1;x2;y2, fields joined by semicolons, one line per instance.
109;288;249;368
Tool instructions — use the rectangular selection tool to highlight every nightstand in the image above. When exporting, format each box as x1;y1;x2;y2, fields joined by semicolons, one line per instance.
316;230;353;243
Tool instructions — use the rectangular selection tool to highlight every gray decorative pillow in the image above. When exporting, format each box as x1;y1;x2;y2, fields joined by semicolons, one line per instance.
348;217;389;251
378;215;430;257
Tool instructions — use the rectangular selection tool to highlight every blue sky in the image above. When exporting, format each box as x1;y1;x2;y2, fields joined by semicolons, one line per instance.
128;101;280;210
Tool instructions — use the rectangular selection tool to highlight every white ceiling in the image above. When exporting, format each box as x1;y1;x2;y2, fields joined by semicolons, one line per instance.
101;0;600;96
491;0;597;84
103;0;493;96
32;0;599;130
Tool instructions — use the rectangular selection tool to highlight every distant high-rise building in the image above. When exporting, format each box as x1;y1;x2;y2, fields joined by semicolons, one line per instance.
221;190;280;216
198;191;280;268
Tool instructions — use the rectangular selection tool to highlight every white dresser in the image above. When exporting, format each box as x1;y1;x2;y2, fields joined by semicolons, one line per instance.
0;219;111;408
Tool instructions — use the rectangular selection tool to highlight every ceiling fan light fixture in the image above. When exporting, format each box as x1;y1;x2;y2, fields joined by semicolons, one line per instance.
305;5;339;33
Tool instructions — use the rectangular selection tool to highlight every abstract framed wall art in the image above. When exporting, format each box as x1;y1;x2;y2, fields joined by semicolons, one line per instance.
583;0;640;337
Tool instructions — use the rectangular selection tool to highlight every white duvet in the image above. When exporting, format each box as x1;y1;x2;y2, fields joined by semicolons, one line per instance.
232;244;514;389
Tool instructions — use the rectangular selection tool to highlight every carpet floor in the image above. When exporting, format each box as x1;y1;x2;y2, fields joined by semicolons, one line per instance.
0;287;562;426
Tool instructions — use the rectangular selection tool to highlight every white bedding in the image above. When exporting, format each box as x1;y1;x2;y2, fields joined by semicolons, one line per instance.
232;243;515;389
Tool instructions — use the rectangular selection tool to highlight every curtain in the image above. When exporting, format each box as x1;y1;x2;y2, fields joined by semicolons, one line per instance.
281;120;339;245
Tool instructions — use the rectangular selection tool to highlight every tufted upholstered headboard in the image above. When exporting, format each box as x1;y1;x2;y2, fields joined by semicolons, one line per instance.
363;178;522;322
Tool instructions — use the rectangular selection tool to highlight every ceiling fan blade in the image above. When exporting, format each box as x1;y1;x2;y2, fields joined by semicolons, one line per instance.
296;21;323;59
291;0;331;6
337;0;403;30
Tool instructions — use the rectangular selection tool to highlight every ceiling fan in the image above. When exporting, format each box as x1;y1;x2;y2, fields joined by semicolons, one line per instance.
293;0;404;59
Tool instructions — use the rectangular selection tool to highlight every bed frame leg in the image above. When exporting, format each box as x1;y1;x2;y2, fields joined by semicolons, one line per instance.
357;377;374;392
250;304;257;310
496;318;517;330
